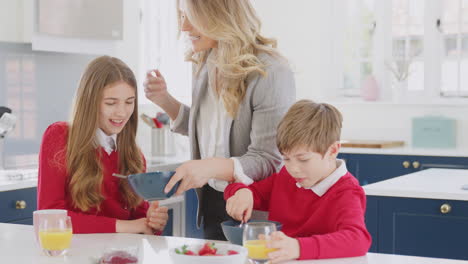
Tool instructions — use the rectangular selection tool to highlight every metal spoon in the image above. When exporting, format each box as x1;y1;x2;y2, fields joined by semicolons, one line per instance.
238;212;246;228
112;173;127;179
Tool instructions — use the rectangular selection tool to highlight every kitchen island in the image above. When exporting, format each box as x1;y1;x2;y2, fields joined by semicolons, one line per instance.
1;223;467;264
363;169;468;260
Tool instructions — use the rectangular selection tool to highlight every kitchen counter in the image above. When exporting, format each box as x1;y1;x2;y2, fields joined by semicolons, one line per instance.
1;223;466;264
0;169;38;192
0;153;189;192
0;158;189;235
341;146;468;157
363;168;468;201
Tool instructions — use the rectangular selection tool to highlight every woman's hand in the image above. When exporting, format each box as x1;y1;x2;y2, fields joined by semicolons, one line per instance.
226;188;253;222
267;231;301;263
144;69;170;107
116;218;153;235
146;201;169;232
164;158;235;195
144;70;181;120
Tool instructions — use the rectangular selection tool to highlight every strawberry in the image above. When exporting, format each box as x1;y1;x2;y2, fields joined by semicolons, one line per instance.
198;242;217;256
227;250;239;255
175;245;198;255
100;250;138;264
185;250;196;255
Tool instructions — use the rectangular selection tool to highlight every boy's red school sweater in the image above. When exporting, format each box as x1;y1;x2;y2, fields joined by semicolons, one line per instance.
224;166;371;260
37;122;149;233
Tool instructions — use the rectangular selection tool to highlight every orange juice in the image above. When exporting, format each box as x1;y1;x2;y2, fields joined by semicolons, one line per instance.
244;240;277;260
39;229;72;250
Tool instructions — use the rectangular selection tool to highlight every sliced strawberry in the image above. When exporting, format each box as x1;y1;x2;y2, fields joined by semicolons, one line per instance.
198;242;217;256
227;250;238;255
101;250;138;264
175;245;198;255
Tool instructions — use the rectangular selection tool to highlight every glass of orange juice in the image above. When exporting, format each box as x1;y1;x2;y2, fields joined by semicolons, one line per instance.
243;222;277;264
38;215;73;256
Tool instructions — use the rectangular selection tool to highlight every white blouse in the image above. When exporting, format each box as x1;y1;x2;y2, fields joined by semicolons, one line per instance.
172;50;253;192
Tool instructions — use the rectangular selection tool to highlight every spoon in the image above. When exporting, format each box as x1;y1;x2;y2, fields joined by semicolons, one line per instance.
238;212;247;228
112;173;128;179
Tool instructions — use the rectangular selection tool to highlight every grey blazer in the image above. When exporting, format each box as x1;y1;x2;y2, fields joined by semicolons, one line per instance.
171;52;296;226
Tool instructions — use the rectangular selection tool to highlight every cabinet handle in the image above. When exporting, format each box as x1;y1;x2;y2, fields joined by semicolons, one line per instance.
412;161;420;169
402;161;410;168
440;203;451;214
15;200;27;210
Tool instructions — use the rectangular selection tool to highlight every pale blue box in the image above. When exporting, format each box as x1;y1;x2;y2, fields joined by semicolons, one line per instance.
412;116;456;148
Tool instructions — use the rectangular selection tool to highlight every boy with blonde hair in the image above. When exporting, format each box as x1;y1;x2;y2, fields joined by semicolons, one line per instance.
224;100;371;262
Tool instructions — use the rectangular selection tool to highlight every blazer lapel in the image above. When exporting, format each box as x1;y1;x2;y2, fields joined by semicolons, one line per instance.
223;115;233;157
189;65;208;159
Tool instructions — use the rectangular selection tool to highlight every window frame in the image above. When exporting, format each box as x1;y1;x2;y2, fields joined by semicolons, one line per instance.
332;0;468;104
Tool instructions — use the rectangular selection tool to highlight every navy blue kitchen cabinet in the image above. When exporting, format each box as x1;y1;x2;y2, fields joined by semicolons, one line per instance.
184;189;204;238
161;209;173;236
339;153;468;185
366;196;468;260
0;187;36;224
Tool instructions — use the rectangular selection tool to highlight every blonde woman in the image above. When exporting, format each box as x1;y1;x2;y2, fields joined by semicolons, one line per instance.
38;56;168;234
145;0;296;239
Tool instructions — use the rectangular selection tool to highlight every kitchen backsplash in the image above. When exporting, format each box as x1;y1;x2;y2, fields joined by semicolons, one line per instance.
0;42;96;168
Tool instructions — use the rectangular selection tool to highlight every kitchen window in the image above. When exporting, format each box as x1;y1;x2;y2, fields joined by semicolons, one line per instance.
333;0;468;103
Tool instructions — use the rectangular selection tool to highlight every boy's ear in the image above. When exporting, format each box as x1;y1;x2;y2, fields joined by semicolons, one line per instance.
328;141;341;158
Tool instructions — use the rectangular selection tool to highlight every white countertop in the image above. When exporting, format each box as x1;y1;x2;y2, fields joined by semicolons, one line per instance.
0;154;189;192
364;168;468;201
0;169;38;192
1;223;466;264
341;147;468;157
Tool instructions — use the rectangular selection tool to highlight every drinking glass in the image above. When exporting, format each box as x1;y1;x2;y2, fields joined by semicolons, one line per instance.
242;222;277;264
38;215;73;256
33;209;67;242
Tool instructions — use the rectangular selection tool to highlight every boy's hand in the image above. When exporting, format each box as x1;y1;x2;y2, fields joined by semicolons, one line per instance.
267;231;300;263
226;188;253;222
146;201;169;232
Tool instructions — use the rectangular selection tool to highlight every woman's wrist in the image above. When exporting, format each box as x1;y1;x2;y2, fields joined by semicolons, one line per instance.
209;157;235;182
158;95;181;121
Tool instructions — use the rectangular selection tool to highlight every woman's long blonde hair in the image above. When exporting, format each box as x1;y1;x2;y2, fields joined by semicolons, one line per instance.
178;0;280;117
66;56;143;212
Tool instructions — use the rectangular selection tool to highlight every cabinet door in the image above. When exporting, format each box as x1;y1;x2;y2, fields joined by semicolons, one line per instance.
353;154;413;185
338;153;358;179
378;197;468;260
0;187;37;223
31;0;135;56
161;209;173;236
0;0;30;43
184;189;204;239
365;196;379;252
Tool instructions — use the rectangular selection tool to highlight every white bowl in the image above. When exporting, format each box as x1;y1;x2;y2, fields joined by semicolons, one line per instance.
169;242;247;264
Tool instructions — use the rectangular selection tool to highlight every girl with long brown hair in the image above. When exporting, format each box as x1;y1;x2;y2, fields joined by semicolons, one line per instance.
38;56;168;234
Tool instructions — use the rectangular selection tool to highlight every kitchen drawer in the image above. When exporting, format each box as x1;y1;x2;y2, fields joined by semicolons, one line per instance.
0;187;37;222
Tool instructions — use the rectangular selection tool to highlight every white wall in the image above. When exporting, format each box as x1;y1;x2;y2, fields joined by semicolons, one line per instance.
252;0;333;101
252;0;468;150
